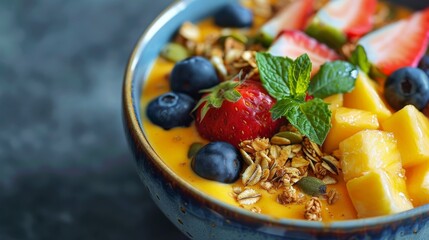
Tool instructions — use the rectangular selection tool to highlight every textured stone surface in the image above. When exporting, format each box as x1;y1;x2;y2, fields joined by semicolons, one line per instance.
0;0;186;239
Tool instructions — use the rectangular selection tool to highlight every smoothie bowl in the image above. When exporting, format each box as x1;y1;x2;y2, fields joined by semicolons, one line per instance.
123;0;429;239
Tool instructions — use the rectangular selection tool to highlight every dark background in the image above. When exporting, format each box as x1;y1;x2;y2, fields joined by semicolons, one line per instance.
0;0;427;240
0;0;186;239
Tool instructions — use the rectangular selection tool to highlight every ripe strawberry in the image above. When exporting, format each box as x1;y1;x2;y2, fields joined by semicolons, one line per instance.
194;79;284;147
358;8;429;76
260;0;315;41
268;30;340;76
316;0;377;39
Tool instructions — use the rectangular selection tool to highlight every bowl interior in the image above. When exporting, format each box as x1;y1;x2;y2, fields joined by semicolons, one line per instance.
125;0;429;232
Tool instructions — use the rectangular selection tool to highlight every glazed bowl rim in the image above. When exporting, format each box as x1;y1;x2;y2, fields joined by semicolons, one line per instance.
123;0;429;231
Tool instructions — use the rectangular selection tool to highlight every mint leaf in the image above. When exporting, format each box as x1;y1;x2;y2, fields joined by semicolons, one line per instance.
291;54;312;98
256;52;312;100
285;98;331;145
270;97;301;120
350;45;370;74
308;61;358;99
256;52;293;99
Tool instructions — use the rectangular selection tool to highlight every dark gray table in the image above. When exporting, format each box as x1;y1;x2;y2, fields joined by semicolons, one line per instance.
1;0;426;240
0;0;186;239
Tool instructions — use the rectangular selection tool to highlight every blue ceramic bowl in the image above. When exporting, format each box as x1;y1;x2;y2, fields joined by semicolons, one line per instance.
123;0;429;239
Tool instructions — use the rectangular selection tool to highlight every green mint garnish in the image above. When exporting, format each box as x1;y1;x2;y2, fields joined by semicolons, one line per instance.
350;45;371;74
257;53;311;100
281;98;331;145
308;61;358;99
256;52;331;145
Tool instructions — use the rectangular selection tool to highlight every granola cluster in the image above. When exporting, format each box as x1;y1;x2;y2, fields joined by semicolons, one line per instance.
175;20;264;81
233;125;341;221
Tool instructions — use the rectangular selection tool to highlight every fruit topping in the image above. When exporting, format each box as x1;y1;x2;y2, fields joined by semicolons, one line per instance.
194;78;283;147
260;0;314;45
268;30;340;76
170;56;220;99
339;130;413;218
358;8;429;76
191;141;242;183
323;107;379;154
343;71;392;122
146;92;195;130
309;0;377;40
381;105;429;168
418;55;429;77
384;67;429;111
406;161;429;207
214;3;253;28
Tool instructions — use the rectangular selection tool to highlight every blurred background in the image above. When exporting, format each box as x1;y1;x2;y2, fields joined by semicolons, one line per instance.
0;0;187;239
1;0;427;240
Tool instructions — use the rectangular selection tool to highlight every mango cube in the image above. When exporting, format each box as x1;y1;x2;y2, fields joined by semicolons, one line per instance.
406;162;429;207
381;105;429;168
339;130;402;182
347;170;413;218
323;107;379;153
324;94;343;111
343;72;391;122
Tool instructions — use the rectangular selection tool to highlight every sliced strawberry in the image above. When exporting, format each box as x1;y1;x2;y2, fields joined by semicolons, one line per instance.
195;79;284;147
260;0;315;42
268;30;340;76
316;0;377;39
358;8;429;76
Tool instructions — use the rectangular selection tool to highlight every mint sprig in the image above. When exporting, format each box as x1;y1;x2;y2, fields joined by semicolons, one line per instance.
350;45;371;74
308;61;358;99
256;52;331;145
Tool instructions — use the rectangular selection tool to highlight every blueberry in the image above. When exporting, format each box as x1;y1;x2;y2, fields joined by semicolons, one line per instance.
418;55;429;77
191;142;242;183
384;67;429;110
214;3;253;28
170;56;219;99
146;92;195;129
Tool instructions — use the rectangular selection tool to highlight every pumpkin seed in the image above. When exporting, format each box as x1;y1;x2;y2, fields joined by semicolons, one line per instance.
321;155;340;175
219;32;248;45
276;131;303;144
160;43;189;62
270;136;291;145
296;176;327;196
187;142;204;159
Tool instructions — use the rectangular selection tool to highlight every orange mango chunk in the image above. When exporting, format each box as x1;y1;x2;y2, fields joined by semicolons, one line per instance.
381;105;429;168
339;130;401;182
323;107;379;153
324;94;343;111
346;170;413;218
406;162;429;207
343;72;391;122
